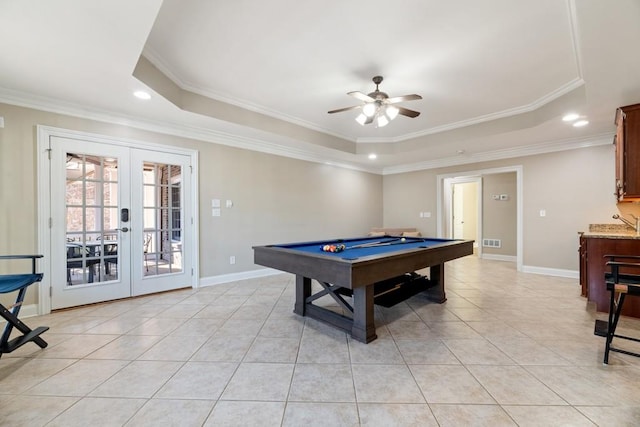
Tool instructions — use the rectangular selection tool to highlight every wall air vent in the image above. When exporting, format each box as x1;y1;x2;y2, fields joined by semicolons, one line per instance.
482;239;502;248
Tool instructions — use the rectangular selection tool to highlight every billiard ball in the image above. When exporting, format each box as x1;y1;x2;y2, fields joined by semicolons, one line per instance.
401;238;406;242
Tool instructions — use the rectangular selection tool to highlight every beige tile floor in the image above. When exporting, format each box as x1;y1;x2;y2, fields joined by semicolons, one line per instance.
3;256;640;426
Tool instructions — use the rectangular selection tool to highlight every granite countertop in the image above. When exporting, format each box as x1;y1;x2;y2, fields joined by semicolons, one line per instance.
579;223;640;239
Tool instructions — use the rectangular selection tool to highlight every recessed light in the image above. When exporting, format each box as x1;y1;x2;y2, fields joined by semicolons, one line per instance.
368;153;377;160
562;113;580;122
133;90;151;100
573;120;589;127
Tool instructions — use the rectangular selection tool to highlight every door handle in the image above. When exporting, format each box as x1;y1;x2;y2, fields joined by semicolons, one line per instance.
116;227;129;232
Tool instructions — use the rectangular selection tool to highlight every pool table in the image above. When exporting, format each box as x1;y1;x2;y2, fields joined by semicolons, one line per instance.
253;235;474;343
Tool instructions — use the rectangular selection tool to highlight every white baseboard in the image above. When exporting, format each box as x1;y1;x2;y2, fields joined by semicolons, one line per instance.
10;304;40;318
199;268;282;288
522;265;579;279
481;254;517;262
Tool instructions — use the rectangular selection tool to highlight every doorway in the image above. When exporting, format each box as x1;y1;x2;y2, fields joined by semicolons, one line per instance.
442;176;481;255
452;181;479;242
37;127;199;311
437;165;523;271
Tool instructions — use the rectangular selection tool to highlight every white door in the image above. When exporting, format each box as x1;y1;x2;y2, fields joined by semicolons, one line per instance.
452;184;465;239
130;149;193;296
50;136;193;309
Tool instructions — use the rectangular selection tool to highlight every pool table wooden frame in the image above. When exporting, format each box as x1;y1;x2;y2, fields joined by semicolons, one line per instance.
253;236;474;343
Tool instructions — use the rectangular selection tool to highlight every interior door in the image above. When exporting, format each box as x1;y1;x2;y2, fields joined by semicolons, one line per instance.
51;137;131;309
50;137;193;309
452;184;465;239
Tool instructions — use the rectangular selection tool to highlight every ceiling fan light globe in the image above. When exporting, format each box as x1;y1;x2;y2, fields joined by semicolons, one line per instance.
376;115;389;127
355;114;367;126
385;105;399;120
362;103;377;117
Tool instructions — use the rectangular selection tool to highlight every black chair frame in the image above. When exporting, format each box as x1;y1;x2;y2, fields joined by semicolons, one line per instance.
594;254;640;364
0;255;48;357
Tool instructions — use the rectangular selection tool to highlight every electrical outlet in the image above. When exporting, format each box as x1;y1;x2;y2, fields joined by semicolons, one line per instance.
229;256;236;265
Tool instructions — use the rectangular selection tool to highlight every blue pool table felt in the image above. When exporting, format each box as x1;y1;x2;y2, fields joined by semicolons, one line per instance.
275;236;454;260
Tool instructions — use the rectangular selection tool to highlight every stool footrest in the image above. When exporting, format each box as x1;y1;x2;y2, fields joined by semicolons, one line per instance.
606;281;640;296
0;326;49;354
605;274;640;286
609;347;640;359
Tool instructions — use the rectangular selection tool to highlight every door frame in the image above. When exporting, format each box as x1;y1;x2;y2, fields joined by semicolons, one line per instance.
37;125;200;314
437;165;523;271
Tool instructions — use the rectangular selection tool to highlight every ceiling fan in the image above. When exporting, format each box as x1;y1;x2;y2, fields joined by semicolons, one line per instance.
328;76;422;127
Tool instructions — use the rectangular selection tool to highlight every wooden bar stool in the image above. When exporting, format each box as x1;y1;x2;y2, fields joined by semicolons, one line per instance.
594;254;640;364
0;255;48;358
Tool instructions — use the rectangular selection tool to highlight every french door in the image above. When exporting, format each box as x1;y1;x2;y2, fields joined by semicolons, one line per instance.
49;135;194;309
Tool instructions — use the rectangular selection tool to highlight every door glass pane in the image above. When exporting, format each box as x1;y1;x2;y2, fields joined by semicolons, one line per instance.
66;153;119;286
85;181;99;206
142;162;183;276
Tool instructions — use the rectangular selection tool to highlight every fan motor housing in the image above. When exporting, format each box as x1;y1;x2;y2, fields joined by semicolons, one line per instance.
368;91;388;101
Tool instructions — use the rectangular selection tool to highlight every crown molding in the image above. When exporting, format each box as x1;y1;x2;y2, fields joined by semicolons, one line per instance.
358;78;586;144
0;85;609;178
0;86;380;174
142;48;355;142
382;132;612;175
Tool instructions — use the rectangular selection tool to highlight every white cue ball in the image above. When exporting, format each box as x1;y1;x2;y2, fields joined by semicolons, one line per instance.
401;238;406;242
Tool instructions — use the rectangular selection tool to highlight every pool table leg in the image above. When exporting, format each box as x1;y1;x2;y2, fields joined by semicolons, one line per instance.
294;275;311;316
351;285;377;343
425;263;447;303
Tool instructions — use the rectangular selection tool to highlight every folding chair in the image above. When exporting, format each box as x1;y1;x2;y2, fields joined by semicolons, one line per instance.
594;254;640;364
0;255;48;358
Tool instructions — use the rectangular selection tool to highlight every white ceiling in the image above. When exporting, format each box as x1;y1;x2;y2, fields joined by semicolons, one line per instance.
1;0;639;174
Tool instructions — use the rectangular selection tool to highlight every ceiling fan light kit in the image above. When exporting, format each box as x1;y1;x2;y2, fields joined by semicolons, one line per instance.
328;76;422;128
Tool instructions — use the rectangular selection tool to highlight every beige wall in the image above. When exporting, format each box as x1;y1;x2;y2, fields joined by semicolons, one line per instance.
383;143;623;272
200;146;383;274
482;173;517;256
383;169;439;235
0;103;382;306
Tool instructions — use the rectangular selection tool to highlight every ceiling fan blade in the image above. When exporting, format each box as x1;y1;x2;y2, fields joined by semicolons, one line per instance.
328;105;361;114
387;94;422;104
348;91;375;103
397;106;421;118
